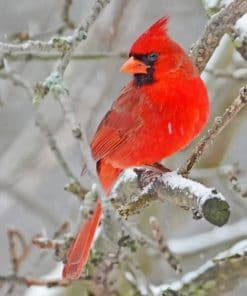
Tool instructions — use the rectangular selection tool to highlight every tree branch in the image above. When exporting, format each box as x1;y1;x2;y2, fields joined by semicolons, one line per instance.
5;51;128;62
0;275;77;287
62;0;76;30
179;85;247;176
159;239;247;296
112;169;230;227
0;64;87;200
169;218;247;256
190;0;247;73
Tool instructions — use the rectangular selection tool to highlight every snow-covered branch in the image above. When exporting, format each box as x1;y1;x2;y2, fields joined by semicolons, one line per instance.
112;169;230;227
232;13;247;60
156;239;247;296
169;218;247;255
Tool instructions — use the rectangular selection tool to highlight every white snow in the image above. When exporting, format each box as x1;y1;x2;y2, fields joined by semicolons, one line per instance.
160;171;225;205
168;219;247;255
202;0;233;11
235;14;247;38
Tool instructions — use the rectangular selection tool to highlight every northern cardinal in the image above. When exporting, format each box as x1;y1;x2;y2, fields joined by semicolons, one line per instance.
63;16;209;279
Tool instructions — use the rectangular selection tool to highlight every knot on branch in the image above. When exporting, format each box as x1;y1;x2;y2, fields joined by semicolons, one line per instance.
52;37;73;53
33;72;69;105
75;27;87;41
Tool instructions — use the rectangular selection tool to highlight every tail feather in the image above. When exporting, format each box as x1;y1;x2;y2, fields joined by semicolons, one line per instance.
62;160;122;279
97;159;122;194
62;199;102;279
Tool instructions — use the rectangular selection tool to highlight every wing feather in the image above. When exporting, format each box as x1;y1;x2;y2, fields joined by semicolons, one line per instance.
91;86;143;161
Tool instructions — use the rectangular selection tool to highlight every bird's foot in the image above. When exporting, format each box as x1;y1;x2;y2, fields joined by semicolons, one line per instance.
134;163;170;189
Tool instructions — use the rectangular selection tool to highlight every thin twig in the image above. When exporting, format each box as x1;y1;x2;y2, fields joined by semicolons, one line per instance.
179;86;247;176
57;0;111;76
0;40;54;54
0;275;79;287
35;115;87;199
224;164;247;197
62;0;75;29
7;229;31;274
6;51;127;61
53;221;70;239
149;216;181;273
0;65;87;199
33;0;111;145
54;92;82;139
32;222;74;262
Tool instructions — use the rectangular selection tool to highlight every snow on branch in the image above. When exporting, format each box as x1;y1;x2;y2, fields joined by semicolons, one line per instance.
232;13;247;60
157;239;247;296
112;168;230;227
169;218;247;255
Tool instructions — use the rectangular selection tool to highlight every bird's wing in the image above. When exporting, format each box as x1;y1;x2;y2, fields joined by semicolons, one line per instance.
91;85;144;161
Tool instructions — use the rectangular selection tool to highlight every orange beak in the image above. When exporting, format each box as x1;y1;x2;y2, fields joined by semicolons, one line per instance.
120;56;147;74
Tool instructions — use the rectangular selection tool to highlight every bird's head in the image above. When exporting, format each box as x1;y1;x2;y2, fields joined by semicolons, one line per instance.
120;16;195;87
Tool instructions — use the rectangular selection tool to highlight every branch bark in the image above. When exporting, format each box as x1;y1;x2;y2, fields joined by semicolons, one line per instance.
112;169;230;227
190;0;247;73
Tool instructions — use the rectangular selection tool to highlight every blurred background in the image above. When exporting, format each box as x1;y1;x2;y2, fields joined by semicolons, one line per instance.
0;0;246;295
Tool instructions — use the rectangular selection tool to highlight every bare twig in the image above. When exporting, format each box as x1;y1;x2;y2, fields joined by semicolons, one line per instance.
113;169;230;226
6;51;127;61
224;165;247;198
54;91;82;139
33;0;111;146
32;222;74;262
57;0;111;76
179;86;247;176
54;0;112;141
32;236;61;250
7;229;31;274
0;65;87;199
53;221;70;239
62;0;76;29
36;115;87;199
190;0;247;73
149;216;181;273
0;275;78;287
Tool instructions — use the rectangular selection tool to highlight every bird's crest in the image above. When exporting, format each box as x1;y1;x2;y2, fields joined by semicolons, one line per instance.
130;16;169;54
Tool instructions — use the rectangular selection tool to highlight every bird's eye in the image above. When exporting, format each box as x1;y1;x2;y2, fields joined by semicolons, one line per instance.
147;52;158;62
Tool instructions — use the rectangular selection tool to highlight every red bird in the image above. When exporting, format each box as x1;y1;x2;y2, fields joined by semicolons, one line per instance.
63;16;209;279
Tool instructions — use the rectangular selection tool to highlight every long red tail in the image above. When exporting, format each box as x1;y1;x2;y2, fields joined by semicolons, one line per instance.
62;160;121;279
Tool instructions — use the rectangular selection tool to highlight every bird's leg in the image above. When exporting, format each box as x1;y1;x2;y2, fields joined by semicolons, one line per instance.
134;163;170;189
145;162;171;173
